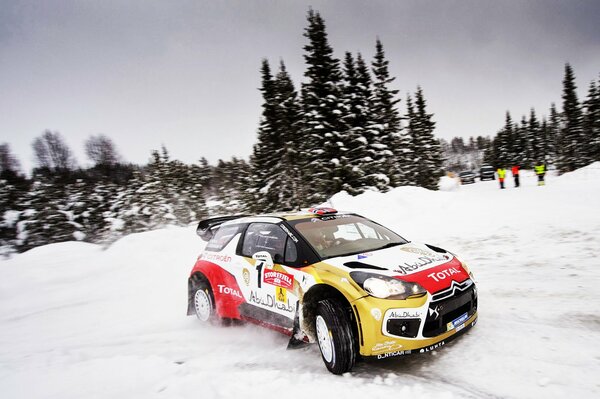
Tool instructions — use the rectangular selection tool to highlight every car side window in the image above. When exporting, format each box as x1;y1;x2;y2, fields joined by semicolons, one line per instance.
241;223;299;265
205;224;244;252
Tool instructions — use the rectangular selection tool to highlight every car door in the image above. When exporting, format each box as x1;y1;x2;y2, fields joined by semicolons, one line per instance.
236;222;299;329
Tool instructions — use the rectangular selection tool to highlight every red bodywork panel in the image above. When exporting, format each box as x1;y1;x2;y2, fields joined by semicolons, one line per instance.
190;260;245;319
398;257;470;293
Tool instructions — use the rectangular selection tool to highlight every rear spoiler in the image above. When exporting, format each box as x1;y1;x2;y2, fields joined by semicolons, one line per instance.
196;214;249;241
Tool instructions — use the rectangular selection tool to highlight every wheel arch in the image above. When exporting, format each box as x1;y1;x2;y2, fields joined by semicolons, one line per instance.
300;284;359;344
187;271;212;316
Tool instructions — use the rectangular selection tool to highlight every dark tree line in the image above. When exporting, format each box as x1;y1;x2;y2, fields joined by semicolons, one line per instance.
484;64;600;172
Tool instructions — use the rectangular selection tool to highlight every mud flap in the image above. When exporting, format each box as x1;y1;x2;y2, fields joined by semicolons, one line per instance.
287;301;310;349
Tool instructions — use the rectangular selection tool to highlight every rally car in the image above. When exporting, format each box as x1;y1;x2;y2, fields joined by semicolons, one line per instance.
188;208;478;374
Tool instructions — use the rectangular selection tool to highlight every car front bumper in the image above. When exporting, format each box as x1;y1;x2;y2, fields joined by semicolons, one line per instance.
351;281;478;359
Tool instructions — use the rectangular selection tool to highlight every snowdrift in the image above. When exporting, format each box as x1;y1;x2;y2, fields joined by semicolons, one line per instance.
1;165;599;398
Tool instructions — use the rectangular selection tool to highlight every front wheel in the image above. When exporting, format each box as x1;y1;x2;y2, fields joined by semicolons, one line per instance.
315;299;357;374
193;280;215;322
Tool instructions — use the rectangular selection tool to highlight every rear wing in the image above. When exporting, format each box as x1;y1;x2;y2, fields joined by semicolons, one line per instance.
196;215;249;241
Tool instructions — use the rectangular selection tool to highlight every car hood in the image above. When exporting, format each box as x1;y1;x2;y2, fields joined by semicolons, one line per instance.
323;242;470;293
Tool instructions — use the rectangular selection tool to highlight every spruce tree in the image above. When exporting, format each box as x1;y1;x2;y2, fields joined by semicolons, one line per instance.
339;52;371;193
403;94;418;185
528;108;544;165
583;78;600;161
251;59;279;212
371;38;403;188
547;103;561;165
251;60;304;212
271;61;304;209
559;63;586;172
301;9;345;202
410;87;442;189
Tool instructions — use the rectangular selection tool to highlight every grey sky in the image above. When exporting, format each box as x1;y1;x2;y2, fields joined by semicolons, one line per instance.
1;0;599;172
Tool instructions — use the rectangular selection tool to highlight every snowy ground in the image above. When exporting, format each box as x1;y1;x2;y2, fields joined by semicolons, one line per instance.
1;164;600;399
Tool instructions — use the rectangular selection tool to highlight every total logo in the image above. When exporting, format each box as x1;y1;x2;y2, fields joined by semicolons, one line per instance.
427;267;461;282
217;284;242;299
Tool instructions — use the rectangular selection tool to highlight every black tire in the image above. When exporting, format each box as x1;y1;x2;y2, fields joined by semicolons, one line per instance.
315;299;357;374
192;279;216;322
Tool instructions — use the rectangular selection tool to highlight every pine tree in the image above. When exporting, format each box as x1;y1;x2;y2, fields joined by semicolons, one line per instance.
371;38;403;188
409;87;442;189
270;61;304;209
251;60;304;212
339;52;372;193
547;103;561;165
403;94;418;184
583;78;600;161
528;108;544;165
558;63;586;172
251;59;279;212
300;9;346;203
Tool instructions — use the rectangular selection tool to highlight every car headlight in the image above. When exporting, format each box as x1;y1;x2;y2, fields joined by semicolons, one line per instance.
350;272;427;300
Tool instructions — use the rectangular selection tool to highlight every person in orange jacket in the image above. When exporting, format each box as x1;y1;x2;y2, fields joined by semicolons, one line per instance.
511;165;520;187
497;167;507;189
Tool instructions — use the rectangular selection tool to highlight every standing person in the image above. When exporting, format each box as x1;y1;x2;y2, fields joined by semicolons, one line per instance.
511;165;520;187
534;161;546;186
497;167;506;189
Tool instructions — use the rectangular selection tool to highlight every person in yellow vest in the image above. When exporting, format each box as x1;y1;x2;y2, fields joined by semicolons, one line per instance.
497;167;507;189
534;161;546;186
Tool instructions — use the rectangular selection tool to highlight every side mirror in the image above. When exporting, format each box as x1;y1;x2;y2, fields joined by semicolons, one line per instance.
252;251;274;268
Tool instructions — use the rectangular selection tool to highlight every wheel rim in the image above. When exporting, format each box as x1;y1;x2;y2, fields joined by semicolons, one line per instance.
316;315;333;363
194;289;211;322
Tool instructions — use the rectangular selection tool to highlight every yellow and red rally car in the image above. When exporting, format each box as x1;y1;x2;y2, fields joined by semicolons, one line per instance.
188;207;477;374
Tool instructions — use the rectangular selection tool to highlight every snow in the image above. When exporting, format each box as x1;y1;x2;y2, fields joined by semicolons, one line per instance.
1;164;600;398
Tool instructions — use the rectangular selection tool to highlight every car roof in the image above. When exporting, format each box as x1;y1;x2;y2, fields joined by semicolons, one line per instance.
220;209;353;225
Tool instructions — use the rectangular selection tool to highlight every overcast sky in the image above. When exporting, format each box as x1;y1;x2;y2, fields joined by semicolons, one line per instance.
1;0;599;172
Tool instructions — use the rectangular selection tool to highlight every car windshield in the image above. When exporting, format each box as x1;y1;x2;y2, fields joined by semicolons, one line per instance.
481;166;494;171
289;214;408;259
459;171;472;176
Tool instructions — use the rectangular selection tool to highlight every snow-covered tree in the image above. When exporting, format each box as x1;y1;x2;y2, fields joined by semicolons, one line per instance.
583;78;600;162
411;87;442;189
371;39;403;188
558;63;586;172
300;8;346;202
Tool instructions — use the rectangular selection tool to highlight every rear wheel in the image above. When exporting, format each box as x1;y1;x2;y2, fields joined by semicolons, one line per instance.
193;280;215;322
315;299;357;374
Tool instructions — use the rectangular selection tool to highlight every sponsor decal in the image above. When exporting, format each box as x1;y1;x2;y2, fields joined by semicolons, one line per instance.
427;267;462;282
263;270;294;289
394;255;447;275
388;310;422;319
249;291;294;313
447;312;468;332
419;341;445;353
400;247;435;256
280;224;299;243
242;268;250;286
276;287;287;303
377;350;412;359
217;284;242;299
310;215;350;222
201;252;231;263
357;252;373;260
372;341;403;353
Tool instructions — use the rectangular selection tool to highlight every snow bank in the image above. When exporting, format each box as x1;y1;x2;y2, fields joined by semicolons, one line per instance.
1;167;599;398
